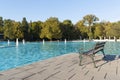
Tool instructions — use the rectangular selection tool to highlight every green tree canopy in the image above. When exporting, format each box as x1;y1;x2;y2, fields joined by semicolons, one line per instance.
75;20;88;39
21;17;29;40
40;17;62;40
83;14;99;39
12;22;23;39
29;21;42;40
1;15;120;41
3;19;14;39
105;22;120;38
60;20;76;40
94;23;105;38
0;17;4;33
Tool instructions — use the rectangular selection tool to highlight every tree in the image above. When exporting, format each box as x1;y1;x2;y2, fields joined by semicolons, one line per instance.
94;23;104;38
21;17;29;40
83;14;99;39
3;19;14;39
60;20;75;40
40;17;62;40
0;17;4;33
106;22;120;38
30;21;42;40
12;22;23;39
75;20;88;39
102;22;112;38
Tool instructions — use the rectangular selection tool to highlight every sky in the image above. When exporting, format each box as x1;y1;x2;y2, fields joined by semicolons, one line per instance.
0;0;120;24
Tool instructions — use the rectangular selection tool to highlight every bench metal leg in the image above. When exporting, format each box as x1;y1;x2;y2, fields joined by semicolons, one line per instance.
79;53;83;66
90;55;97;68
101;50;106;58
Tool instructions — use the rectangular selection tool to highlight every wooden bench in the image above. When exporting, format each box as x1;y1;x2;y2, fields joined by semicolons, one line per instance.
79;42;106;68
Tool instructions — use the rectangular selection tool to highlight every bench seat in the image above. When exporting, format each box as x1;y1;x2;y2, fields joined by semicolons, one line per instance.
79;42;106;68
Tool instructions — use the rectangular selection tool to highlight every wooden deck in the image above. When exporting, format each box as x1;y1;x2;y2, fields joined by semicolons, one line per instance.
0;53;120;80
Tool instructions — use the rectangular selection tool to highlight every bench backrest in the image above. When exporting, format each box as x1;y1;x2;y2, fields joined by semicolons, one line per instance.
93;42;106;54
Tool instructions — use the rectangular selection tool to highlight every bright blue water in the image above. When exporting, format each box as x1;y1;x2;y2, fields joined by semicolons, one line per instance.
0;41;120;71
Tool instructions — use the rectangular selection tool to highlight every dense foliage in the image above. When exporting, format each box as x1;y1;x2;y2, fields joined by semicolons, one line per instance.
0;14;120;41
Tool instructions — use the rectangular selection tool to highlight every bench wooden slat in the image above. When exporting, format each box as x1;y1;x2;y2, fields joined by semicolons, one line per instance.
95;43;105;50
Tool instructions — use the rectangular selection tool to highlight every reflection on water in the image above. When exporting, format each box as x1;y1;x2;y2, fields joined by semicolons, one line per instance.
104;42;120;55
